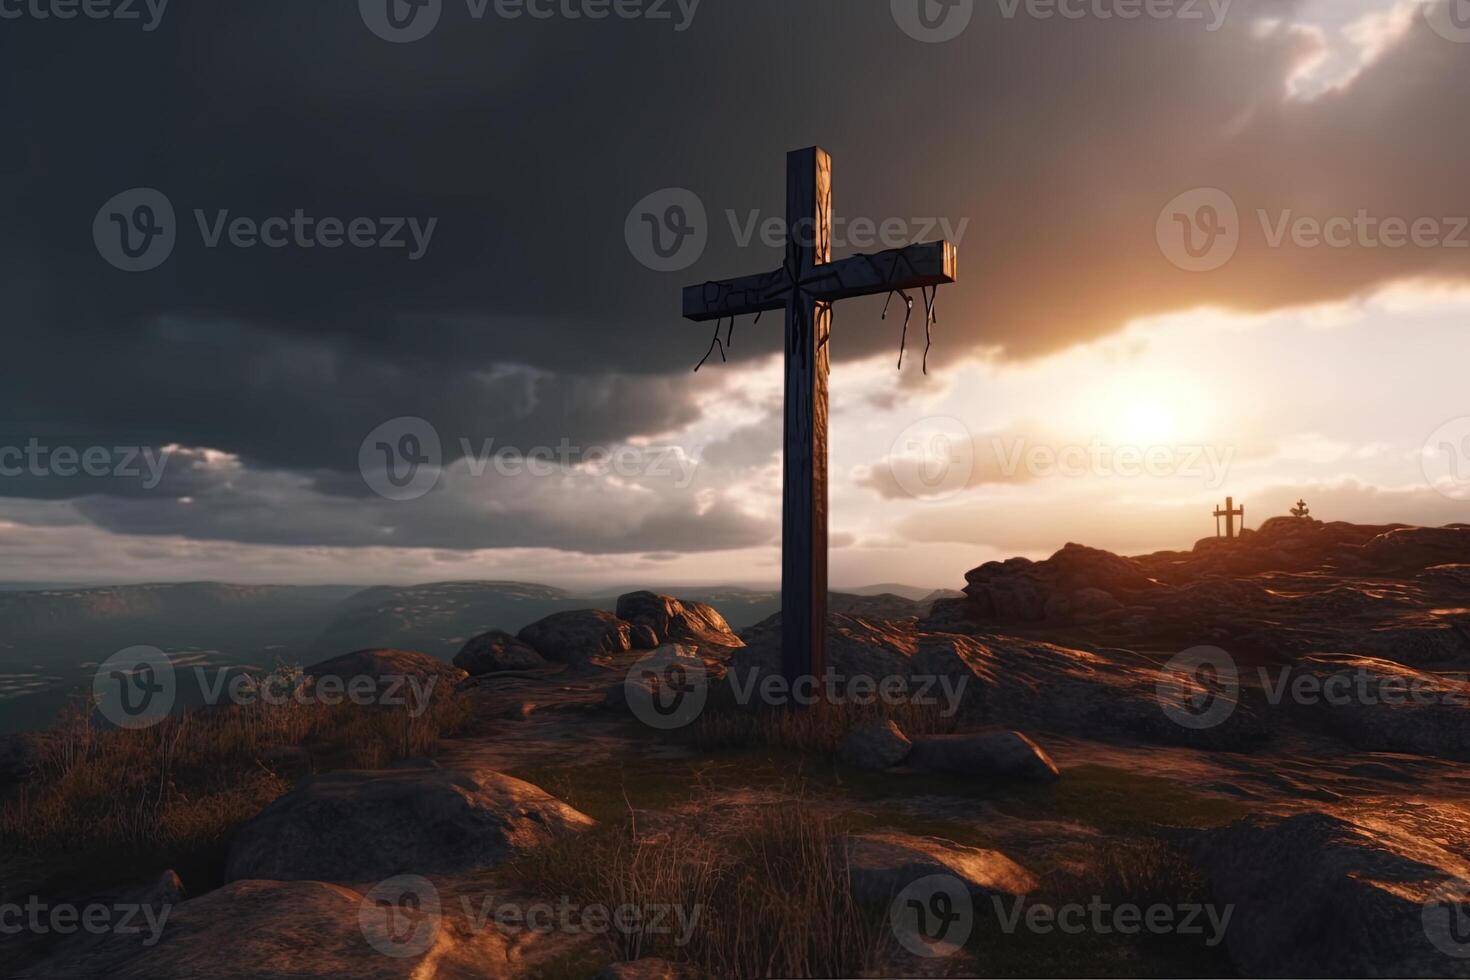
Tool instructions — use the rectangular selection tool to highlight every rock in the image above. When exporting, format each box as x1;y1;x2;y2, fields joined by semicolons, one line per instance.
842;832;1038;904
605;644;703;711
730;612;916;686
225;766;593;883
594;958;697;980
1290;655;1470;760
1043;587;1123;623
906;731;1060;782
306;648;466;688
17;871;185;978
629;623;660;649
452;630;548;675
837;719;913;770
1356;624;1470;666
1360;525;1470;572
963;545;1159;624
1191;811;1470;978
615;591;742;647
22;878;464;979
916;596;980;634
517;609;633;664
829;592;922;621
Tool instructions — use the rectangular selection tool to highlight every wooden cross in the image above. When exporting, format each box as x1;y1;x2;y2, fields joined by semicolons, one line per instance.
1213;496;1245;539
682;147;959;683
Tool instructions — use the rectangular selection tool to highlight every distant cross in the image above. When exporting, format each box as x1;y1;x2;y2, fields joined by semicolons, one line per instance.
682;147;958;683
1214;496;1245;539
1291;498;1311;519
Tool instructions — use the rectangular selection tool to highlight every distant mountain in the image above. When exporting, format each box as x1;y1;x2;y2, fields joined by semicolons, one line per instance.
0;582;358;733
0;579;955;732
837;582;947;601
308;581;588;659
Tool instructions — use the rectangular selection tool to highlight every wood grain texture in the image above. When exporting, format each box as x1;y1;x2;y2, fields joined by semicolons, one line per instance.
781;147;831;684
680;147;960;685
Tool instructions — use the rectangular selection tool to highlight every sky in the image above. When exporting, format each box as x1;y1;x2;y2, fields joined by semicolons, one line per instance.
0;0;1467;590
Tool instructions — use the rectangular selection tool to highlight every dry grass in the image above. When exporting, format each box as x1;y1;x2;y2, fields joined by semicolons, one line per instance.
506;797;885;979
0;666;471;893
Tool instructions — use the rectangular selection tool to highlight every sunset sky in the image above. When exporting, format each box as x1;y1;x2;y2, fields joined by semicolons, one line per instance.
1;0;1467;589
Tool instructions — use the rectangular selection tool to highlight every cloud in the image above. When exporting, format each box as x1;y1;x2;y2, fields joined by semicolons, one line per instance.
3;0;1468;567
893;477;1469;556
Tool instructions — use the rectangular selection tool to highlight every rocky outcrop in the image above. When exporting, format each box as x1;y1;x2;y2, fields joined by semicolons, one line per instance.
1191;811;1470;978
906;731;1061;782
962;544;1162;625
225;766;593;883
730;612;917;682
1289;655;1470;760
1359;525;1470;572
14;870;185;978
837;719;913;770
842;832;1038;904
615;591;742;648
452;630;548;675
517;609;634;664
22;878;467;979
306;648;466;687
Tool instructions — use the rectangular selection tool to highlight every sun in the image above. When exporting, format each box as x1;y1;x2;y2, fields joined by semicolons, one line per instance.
1116;399;1177;444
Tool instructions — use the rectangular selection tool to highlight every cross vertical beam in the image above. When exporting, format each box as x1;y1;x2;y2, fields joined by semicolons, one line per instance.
681;146;958;688
783;147;831;684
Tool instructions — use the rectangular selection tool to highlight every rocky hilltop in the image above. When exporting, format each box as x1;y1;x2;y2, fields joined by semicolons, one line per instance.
6;520;1469;979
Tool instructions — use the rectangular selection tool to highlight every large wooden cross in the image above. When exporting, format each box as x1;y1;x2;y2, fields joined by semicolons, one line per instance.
682;147;959;683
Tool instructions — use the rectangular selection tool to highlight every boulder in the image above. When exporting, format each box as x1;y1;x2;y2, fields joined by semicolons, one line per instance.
452;630;548;675
906;731;1060;782
225;766;593;883
837;719;913;770
842;832;1038;905
22;878;464;979
1290;655;1470;760
306;648;465;687
517;609;633;664
615;591;741;647
730;612;916;688
11;870;185;977
629;624;660;649
1360;525;1470;572
1043;587;1123;623
916;596;981;634
963;544;1160;623
1191;811;1470;978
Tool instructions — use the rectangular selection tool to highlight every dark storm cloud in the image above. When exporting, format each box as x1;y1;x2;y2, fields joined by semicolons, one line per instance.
2;0;1468;552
